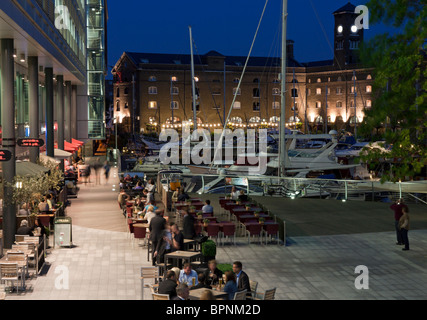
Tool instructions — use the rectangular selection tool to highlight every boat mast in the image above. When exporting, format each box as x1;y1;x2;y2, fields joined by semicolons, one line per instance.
279;0;288;177
189;26;197;130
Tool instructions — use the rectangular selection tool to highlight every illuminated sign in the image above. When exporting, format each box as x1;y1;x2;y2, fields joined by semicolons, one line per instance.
17;138;45;147
0;150;12;161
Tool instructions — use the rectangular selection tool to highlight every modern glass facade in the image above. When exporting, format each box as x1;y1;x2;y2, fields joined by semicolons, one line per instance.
86;0;107;139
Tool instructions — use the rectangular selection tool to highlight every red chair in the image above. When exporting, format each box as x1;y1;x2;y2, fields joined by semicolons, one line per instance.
133;225;147;246
206;224;220;244
220;223;236;246
245;223;263;244
263;223;280;245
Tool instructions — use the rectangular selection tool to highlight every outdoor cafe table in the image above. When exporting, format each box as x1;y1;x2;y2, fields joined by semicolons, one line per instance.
165;250;202;268
188;287;228;300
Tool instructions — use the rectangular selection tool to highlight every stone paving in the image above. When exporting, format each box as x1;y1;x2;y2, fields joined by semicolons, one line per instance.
3;167;427;300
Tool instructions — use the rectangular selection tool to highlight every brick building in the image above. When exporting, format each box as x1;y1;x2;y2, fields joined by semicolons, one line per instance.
111;2;373;134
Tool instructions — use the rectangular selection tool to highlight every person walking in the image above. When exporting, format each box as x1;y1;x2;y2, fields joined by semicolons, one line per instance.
399;207;410;251
390;198;408;245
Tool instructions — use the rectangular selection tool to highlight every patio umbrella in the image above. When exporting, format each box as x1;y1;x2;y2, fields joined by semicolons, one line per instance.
16;161;50;176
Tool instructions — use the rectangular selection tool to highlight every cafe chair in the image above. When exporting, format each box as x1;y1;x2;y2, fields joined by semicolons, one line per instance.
152;293;170;300
221;224;236;246
263;223;280;245
206;224;220;244
254;287;276;300
133;225;147;247
233;289;247;300
249;280;258;300
140;266;160;300
245;224;263;244
0;263;21;293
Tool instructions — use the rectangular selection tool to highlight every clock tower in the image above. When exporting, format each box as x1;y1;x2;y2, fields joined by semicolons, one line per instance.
333;2;364;68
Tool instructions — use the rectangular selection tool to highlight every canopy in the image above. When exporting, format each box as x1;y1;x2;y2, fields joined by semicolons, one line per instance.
72;138;84;146
42;148;73;160
16;161;50;176
64;141;79;152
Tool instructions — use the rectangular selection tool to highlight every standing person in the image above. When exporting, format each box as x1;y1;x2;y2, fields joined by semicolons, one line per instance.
233;261;251;298
222;271;238;300
149;210;166;265
103;161;110;183
399;207;410;251
390;198;408;245
183;211;196;240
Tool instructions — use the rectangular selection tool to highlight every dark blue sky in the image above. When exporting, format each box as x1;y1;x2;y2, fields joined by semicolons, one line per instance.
107;0;388;76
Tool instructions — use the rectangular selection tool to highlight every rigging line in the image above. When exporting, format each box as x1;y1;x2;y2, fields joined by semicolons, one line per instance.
192;38;224;124
210;0;270;169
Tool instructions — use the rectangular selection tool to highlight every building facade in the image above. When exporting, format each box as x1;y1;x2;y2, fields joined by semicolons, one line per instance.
0;0;107;248
111;3;373;135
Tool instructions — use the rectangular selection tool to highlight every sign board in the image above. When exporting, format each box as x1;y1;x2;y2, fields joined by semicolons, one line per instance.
0;150;12;161
225;177;248;186
17;138;44;147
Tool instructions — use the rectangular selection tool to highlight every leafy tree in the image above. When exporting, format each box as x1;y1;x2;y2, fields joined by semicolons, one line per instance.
358;0;426;182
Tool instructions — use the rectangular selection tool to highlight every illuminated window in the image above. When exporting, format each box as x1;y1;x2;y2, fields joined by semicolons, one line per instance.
170;101;179;109
233;101;241;109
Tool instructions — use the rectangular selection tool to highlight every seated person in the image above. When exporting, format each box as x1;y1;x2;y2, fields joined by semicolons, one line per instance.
133;182;144;190
38;198;50;212
16;220;33;236
145;179;155;193
202;200;213;214
238;190;248;202
178;263;199;287
190;273;212;290
177;189;190;202
158;270;178;299
230;186;240;200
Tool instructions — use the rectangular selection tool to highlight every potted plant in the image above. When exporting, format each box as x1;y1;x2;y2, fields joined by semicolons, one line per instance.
201;240;216;263
203;218;210;227
258;217;265;225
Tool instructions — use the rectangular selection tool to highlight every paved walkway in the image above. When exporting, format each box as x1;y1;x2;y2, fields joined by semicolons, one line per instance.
3;167;427;300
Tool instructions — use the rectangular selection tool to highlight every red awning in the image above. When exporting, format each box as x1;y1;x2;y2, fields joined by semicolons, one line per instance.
72;138;84;146
64;141;79;152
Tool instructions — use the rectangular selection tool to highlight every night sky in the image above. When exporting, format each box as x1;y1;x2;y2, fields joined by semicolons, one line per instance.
106;0;391;78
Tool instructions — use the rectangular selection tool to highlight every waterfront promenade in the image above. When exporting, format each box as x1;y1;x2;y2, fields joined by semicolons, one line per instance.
4;167;427;300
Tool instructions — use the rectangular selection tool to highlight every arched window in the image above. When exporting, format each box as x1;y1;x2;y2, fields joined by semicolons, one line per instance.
270;116;280;123
289;116;300;123
166;117;180;124
229;117;242;124
315;115;323;123
253;88;260;97
249;116;261;123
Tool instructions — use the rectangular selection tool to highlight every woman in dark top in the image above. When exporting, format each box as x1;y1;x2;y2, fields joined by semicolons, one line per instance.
222;271;238;300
